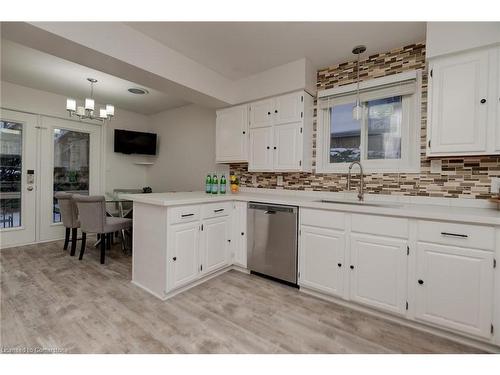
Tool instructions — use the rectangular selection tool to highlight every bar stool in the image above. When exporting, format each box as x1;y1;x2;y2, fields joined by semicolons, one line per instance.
73;195;132;264
54;192;80;256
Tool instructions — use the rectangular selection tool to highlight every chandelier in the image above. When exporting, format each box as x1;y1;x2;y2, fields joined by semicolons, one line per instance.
66;78;115;121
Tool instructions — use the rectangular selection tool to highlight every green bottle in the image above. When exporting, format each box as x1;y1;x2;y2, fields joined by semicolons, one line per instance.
211;174;218;194
205;174;212;194
220;174;226;194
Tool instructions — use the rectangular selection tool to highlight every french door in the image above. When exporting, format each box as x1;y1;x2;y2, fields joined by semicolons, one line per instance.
38;117;102;241
0;109;102;248
0;110;37;247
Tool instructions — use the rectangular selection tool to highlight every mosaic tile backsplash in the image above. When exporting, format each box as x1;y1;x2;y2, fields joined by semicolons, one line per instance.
230;43;500;199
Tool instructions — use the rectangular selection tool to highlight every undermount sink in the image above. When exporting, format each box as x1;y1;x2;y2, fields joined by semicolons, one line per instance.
316;199;404;208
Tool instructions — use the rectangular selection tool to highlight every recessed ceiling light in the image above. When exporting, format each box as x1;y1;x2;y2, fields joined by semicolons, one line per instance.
128;87;149;95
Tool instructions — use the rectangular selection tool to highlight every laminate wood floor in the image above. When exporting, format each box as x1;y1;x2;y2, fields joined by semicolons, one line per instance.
1;240;486;353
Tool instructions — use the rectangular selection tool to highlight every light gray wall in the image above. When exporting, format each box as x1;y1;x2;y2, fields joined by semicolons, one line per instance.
147;104;228;192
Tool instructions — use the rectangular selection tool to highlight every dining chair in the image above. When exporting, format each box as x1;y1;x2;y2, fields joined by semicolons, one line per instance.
72;195;132;264
54;192;80;256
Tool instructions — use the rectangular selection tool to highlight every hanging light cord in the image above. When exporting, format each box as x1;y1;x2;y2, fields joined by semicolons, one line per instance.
356;52;360;105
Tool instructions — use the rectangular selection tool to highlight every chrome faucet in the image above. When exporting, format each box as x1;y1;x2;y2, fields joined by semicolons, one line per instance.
347;161;364;201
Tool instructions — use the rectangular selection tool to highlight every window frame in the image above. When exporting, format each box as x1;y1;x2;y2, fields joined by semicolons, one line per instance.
316;70;422;174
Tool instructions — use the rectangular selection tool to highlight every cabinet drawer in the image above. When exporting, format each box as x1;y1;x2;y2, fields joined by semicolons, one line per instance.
201;202;232;219
168;205;200;225
300;208;345;230
417;220;494;250
351;214;408;238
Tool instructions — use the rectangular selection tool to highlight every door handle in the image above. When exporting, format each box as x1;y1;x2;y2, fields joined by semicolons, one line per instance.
214;209;224;213
264;210;276;214
27;186;34;191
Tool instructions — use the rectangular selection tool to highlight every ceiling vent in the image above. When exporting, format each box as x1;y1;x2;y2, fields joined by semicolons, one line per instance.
128;87;149;95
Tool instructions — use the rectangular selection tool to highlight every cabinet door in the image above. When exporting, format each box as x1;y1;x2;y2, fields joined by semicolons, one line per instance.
496;47;500;152
429;49;490;154
249;126;273;171
275;92;303;124
299;226;345;297
232;202;247;268
349;234;408;315
169;222;200;291
415;242;494;338
201;216;230;274
216;105;248;162
249;99;274;128
273;122;301;171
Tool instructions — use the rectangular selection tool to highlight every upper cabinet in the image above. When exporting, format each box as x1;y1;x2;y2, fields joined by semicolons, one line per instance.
427;46;500;156
248;91;313;172
216;104;249;163
215;90;313;170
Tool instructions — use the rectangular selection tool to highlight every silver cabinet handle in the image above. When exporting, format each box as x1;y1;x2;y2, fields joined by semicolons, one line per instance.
440;232;468;238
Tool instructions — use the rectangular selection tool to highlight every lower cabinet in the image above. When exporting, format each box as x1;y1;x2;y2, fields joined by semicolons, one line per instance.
167;207;232;293
201;216;231;274
349;234;408;315
415;242;494;338
169;221;201;290
299;225;345;297
232;202;247;268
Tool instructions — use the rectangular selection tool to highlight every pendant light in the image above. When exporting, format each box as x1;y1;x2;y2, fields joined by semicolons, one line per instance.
66;78;115;122
352;45;366;121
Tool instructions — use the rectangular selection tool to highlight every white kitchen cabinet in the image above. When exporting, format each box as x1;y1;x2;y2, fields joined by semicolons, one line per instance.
427;46;498;156
249;126;274;171
249;98;274;128
232;202;247;268
275;92;304;124
201;216;231;274
273;122;302;171
168;221;201;291
415;242;494;338
349;233;408;315
496;47;500;153
248;91;312;172
216;105;248;162
299;226;345;297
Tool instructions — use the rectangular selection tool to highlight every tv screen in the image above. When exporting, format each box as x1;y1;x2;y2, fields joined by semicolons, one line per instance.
114;129;157;155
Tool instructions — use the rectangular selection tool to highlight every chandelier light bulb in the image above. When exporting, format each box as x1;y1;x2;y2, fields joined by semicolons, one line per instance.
106;104;115;117
85;98;95;111
99;108;108;119
66;98;76;112
76;106;86;116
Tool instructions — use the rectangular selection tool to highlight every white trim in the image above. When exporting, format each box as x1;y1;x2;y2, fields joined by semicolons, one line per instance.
316;71;422;174
318;70;418;99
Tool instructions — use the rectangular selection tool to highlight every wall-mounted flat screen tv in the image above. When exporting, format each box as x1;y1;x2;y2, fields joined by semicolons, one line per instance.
114;129;157;155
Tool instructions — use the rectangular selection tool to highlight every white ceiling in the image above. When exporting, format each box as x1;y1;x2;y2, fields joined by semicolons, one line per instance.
0;39;189;115
126;22;426;80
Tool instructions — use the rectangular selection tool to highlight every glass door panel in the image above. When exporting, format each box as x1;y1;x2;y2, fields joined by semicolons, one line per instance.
0;110;37;248
39;117;101;242
53;129;90;223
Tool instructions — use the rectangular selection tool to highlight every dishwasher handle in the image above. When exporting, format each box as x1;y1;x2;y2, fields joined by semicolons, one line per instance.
248;202;297;214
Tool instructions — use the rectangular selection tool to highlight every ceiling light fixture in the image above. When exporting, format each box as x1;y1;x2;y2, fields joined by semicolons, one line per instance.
352;45;366;121
66;78;115;122
128;87;149;95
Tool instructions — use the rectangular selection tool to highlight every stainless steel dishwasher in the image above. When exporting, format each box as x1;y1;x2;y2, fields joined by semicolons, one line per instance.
247;202;298;285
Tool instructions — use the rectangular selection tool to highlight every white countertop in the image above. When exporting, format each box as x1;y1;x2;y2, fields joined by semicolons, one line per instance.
120;189;500;226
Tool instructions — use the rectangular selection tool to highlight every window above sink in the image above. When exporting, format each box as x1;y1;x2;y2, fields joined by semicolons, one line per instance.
316;70;422;174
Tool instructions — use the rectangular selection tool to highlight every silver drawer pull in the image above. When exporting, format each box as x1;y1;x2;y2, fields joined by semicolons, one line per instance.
214;209;224;213
440;232;468;238
181;213;194;218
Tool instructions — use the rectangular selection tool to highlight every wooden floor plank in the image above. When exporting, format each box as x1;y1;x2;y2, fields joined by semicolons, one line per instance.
0;240;486;353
